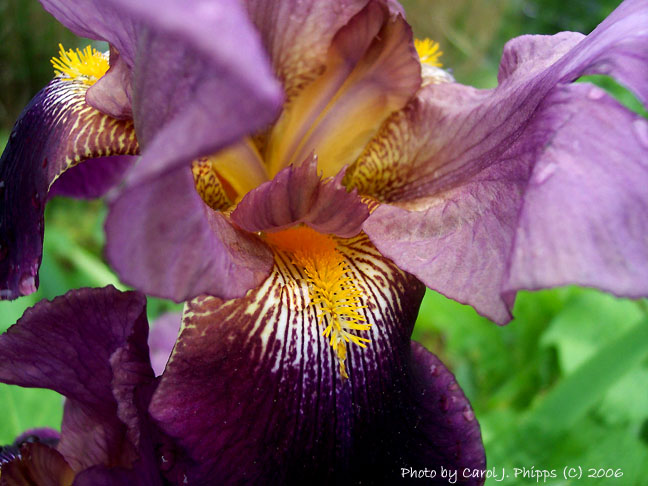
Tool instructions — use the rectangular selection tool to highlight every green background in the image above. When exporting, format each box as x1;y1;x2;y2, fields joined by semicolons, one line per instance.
1;0;647;484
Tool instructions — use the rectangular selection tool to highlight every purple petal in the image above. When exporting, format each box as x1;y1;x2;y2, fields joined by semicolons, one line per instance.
505;84;648;297
38;0;137;65
105;167;274;302
148;312;182;377
149;233;483;482
85;47;133;120
0;79;138;300
231;155;369;237
0;286;155;472
106;0;283;186
358;2;648;322
264;1;421;178
362;159;524;324
557;0;648;105
245;0;367;101
47;155;136;200
408;341;485;483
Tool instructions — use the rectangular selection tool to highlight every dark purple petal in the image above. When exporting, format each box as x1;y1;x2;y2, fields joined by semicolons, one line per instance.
231;155;369;237
149;233;483;483
0;79;138;300
0;286;155;472
504;84;648;297
0;442;75;486
73;463;162;486
48;156;136;200
105;0;283;186
407;341;485;483
148;312;182;376
105;167;274;302
38;0;137;65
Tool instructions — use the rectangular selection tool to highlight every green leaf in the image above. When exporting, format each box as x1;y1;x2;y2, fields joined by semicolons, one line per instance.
529;318;648;431
0;384;63;444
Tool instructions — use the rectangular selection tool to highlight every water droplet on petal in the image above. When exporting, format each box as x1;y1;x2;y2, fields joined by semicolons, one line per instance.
9;130;17;141
18;273;36;295
448;382;459;392
429;364;439;377
463;407;475;422
633;119;648;150
534;162;557;184
31;192;40;209
587;86;605;100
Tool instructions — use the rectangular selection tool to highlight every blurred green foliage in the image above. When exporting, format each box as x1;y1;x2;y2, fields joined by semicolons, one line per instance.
1;1;647;484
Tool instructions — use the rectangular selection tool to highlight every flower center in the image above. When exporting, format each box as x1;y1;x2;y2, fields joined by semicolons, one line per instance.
50;44;109;85
414;38;443;67
265;226;371;379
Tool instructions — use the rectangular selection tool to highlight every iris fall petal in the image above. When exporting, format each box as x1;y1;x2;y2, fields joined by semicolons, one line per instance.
148;233;484;483
0;78;138;300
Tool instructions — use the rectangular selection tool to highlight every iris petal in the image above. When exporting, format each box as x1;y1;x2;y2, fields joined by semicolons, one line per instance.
107;0;283;185
148;233;483;482
39;0;137;64
231;155;369;238
245;0;368;102
105;167;274;302
0;78;138;300
505;84;648;299
265;0;421;178
0;286;155;473
360;0;648;323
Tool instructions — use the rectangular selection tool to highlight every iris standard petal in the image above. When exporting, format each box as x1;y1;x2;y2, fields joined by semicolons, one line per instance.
106;0;283;185
85;47;134;120
265;0;421;178
359;0;647;322
245;0;368;102
148;233;483;483
105;167;274;302
504;84;648;298
231;155;369;238
0;286;156;474
38;0;137;64
0;78;138;300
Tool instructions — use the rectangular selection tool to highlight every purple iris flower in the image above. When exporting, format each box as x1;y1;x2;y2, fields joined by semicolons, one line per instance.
0;0;647;483
0;286;483;484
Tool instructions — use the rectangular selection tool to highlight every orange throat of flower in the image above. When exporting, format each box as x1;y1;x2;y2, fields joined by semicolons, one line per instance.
266;226;371;379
